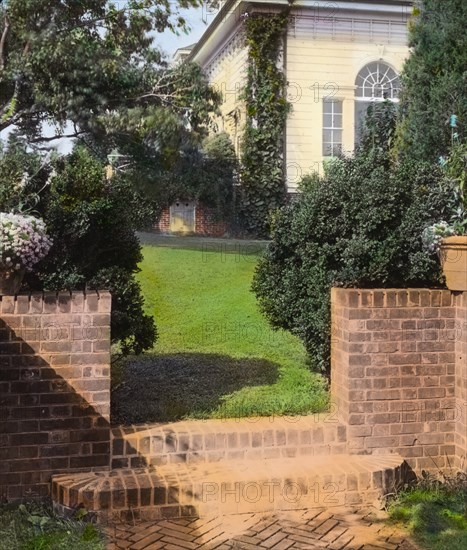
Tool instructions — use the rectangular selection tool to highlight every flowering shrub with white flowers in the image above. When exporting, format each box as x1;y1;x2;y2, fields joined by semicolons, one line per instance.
422;221;457;254
0;213;53;275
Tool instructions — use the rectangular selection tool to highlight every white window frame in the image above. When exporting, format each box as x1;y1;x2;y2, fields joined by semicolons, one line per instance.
323;98;343;157
355;61;401;102
354;61;401;146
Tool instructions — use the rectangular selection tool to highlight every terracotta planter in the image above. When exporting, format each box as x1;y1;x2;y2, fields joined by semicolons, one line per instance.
0;269;25;296
440;235;467;291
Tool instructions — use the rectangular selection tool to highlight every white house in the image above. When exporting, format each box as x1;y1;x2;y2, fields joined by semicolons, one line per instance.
159;0;412;234
190;0;411;190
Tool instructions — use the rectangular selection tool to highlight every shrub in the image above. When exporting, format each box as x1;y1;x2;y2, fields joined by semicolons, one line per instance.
0;142;157;356
252;107;452;372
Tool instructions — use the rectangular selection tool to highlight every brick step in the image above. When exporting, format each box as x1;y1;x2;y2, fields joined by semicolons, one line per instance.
52;453;409;522
110;415;348;468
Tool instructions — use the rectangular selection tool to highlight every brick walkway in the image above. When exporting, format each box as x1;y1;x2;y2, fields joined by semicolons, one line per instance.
104;508;418;550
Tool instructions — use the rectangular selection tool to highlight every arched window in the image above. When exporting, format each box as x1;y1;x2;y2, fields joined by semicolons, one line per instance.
355;61;401;101
354;61;400;144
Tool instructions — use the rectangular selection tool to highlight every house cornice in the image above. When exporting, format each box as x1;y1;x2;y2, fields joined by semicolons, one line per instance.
189;0;413;67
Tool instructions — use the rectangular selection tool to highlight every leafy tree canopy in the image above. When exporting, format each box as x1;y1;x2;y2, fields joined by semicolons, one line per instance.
0;0;220;161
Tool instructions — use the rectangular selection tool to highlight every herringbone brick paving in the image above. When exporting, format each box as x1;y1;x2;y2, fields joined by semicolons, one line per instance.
104;508;418;549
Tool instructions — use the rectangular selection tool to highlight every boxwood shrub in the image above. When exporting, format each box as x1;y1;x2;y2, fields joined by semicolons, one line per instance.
252;116;453;372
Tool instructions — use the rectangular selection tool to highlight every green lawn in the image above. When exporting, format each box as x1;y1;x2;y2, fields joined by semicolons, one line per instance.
111;235;329;424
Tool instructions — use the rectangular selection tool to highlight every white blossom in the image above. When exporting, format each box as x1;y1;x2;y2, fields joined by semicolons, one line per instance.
0;213;53;274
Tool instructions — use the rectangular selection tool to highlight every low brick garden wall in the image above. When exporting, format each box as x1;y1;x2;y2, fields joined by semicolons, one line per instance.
331;288;467;472
0;292;112;501
1;288;466;505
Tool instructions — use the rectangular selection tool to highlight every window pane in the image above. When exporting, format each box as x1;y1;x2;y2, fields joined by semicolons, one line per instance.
355;62;401;101
333;114;343;128
323;99;343;156
333;101;343;114
323;129;333;142
323;143;333;156
323;101;333;114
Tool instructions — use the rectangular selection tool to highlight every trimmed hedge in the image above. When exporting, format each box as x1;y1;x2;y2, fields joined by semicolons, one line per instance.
252;120;453;372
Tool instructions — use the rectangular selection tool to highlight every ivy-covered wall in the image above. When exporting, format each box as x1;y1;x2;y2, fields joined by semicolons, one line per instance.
239;11;291;237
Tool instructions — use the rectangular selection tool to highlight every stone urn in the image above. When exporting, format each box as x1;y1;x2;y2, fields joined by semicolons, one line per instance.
440;235;467;291
0;269;25;296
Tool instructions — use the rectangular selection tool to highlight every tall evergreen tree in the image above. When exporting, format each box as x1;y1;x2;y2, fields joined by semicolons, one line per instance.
396;0;467;162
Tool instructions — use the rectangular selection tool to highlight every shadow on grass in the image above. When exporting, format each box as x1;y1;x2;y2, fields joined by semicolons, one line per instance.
111;353;280;425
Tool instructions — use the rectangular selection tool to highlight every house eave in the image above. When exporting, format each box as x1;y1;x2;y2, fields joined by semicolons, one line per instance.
188;0;413;67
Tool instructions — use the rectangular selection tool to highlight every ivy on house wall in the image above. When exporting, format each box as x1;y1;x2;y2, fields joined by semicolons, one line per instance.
239;11;291;237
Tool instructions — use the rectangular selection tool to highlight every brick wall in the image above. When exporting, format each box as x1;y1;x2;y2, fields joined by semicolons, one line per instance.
194;204;229;237
331;288;466;472
0;291;111;501
156;204;229;237
157;208;170;233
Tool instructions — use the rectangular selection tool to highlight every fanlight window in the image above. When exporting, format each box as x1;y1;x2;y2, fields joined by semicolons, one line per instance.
354;62;400;146
355;62;400;101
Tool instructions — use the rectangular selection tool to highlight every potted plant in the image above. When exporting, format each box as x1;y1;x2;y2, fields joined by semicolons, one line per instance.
0;213;53;295
423;136;467;291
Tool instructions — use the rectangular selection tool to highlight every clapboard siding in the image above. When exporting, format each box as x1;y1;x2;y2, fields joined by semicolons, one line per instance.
193;1;410;192
285;21;408;190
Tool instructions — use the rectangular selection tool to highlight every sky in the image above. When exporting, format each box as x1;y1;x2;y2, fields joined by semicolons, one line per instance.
157;6;213;57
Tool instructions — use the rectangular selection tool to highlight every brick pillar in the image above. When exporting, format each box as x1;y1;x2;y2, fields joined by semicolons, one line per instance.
331;288;460;472
455;292;467;469
0;291;111;501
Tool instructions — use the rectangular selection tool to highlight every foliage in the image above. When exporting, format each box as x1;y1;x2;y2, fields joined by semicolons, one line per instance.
0;142;157;355
0;1;209;142
422;141;467;252
112;235;329;423
440;141;467;234
0;501;105;550
0;1;223;209
0;212;52;274
358;101;398;155
395;0;467;163
252;106;452;372
387;473;467;550
422;221;457;254
239;11;291;237
144;132;237;220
